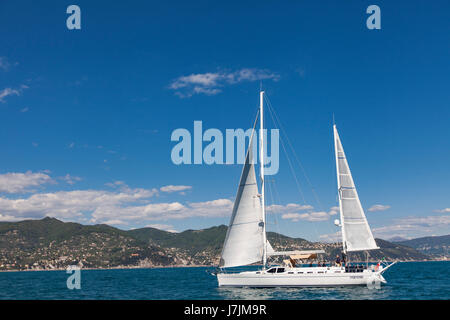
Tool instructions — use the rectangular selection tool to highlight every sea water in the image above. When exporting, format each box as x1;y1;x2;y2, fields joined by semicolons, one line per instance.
0;261;448;300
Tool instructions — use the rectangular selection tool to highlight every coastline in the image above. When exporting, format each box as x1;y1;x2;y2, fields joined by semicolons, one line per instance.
1;259;447;273
0;264;214;273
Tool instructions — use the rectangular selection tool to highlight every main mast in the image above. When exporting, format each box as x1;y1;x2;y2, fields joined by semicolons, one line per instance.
260;91;267;269
333;124;347;254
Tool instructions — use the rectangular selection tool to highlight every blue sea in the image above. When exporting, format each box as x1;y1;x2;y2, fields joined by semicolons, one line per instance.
0;261;448;300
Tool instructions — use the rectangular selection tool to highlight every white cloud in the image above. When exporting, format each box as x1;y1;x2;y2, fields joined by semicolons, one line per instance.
160;185;192;193
266;203;313;214
0;85;28;103
145;224;178;233
101;219;128;225
0;214;32;222
90;201;186;223
388;215;450;229
170;72;221;90
329;206;339;216
0;171;233;225
319;231;342;243
0;88;20;102
368;204;391;212
282;211;330;222
105;181;158;195
88;198;234;223
279;205;340;222
169;68;280;97
0;171;53;194
227;68;280;83
267;203;339;222
86;198;234;224
435;208;450;213
0;187;158;221
105;180;126;188
0;57;10;71
59;174;82;185
320;214;450;241
186;199;233;218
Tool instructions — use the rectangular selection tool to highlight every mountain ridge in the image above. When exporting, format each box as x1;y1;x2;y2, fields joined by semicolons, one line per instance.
395;235;450;259
0;217;441;271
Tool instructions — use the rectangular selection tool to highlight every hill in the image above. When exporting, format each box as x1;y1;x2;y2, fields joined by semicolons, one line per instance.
395;235;450;259
0;218;433;271
0;217;173;270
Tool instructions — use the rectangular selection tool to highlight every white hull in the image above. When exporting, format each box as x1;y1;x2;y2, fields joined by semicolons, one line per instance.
217;266;387;288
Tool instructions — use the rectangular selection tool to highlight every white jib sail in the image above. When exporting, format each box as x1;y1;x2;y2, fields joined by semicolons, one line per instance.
219;129;265;268
266;240;275;255
334;125;379;252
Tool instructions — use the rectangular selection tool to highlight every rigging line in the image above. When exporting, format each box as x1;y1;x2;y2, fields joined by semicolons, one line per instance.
266;178;282;249
265;101;318;241
264;96;338;239
266;177;275;226
264;94;328;242
270;177;288;253
265;95;312;248
264;95;326;213
265;177;276;266
264;97;309;208
265;99;322;245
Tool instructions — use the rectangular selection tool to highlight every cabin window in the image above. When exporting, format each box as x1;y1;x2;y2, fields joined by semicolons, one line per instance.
276;268;285;273
288;272;294;274
267;268;276;273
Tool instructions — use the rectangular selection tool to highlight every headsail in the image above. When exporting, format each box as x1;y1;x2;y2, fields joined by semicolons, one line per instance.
334;125;378;252
219;128;265;268
266;240;274;255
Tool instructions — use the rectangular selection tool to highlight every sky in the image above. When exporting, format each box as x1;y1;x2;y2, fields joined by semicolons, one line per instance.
0;0;449;241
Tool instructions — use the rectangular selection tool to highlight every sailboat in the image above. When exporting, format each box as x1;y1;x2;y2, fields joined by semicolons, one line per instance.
216;91;396;287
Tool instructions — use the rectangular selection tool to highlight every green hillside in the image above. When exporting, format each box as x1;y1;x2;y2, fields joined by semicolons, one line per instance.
0;218;173;270
0;217;435;271
396;235;450;258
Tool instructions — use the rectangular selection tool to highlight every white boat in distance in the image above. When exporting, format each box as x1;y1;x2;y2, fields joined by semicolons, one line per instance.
216;91;396;287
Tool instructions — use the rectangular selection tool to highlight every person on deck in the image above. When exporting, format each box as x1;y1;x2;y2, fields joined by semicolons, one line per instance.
335;255;341;266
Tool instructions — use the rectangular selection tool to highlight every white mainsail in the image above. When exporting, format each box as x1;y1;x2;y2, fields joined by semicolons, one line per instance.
334;125;379;252
219;128;265;268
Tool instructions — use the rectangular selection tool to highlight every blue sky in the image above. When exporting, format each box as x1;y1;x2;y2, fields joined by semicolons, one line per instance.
0;0;449;241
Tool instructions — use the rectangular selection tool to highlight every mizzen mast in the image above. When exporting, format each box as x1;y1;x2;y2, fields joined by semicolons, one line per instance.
260;90;267;269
